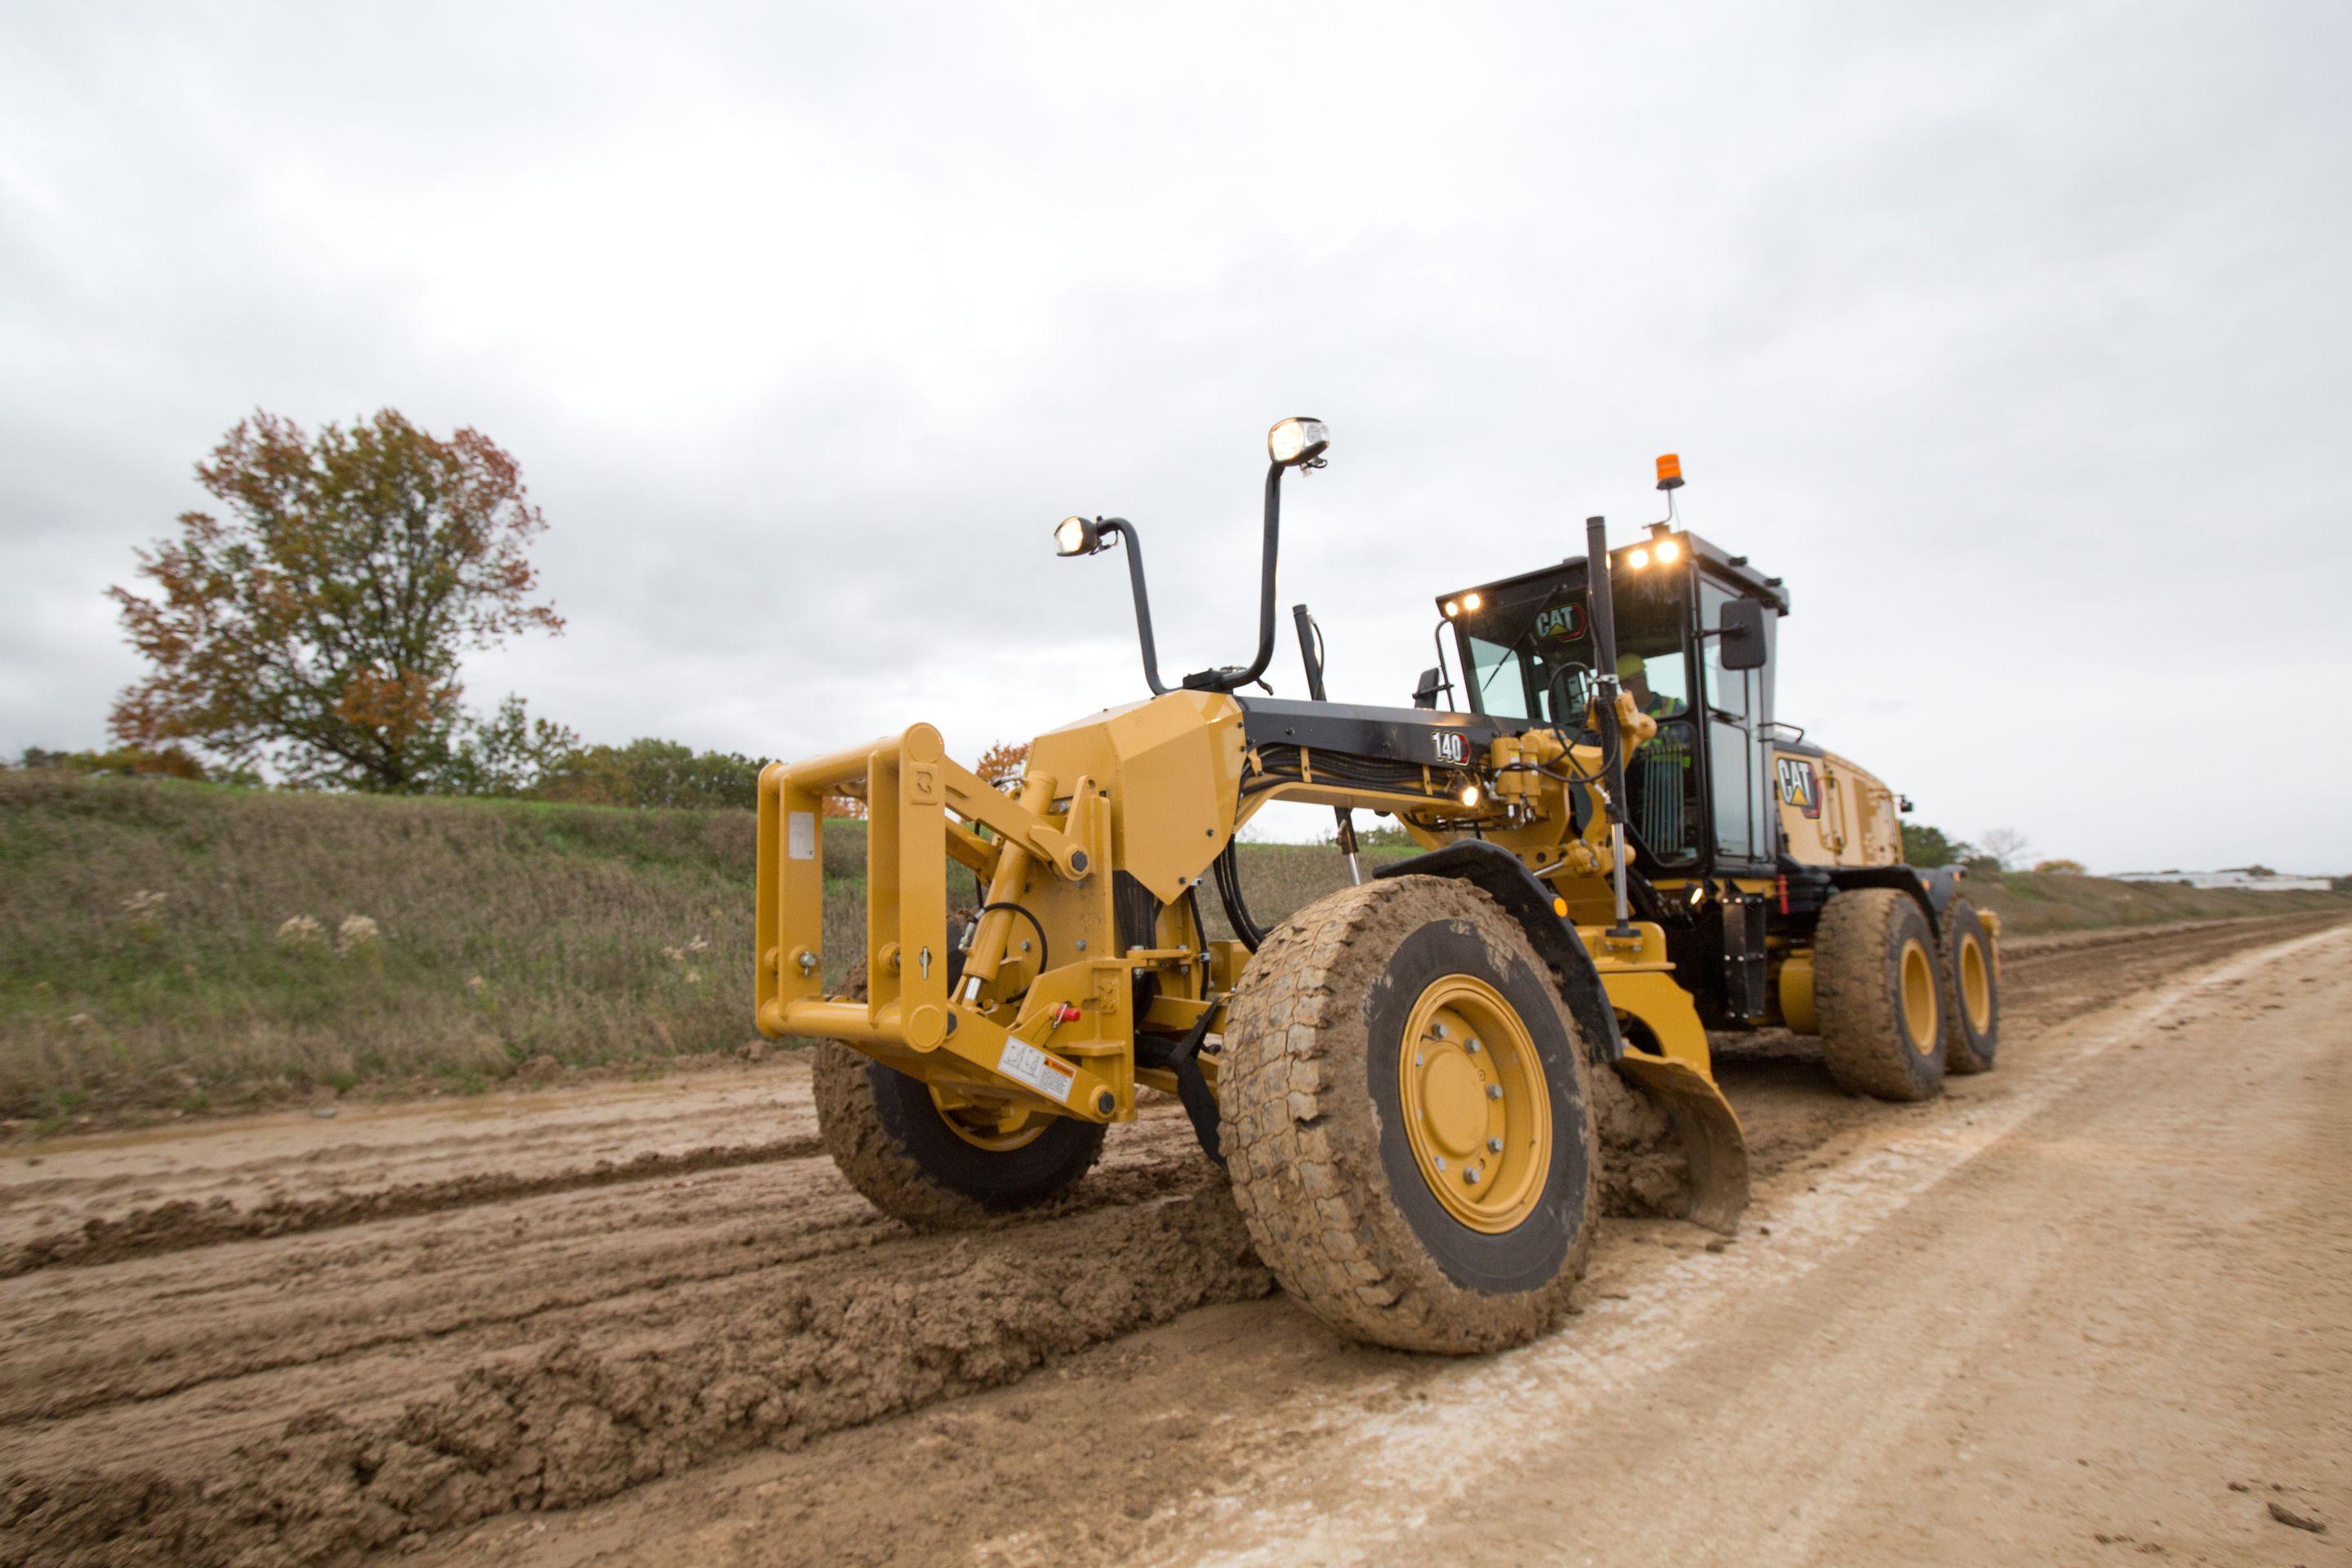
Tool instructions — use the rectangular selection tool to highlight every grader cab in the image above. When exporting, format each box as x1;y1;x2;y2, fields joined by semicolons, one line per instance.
756;422;2002;1352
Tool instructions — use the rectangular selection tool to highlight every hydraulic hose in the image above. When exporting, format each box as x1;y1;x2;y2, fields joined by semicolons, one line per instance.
1212;839;1267;951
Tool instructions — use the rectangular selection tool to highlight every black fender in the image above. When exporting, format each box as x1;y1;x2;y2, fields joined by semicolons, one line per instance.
1374;840;1624;1066
1820;864;1961;936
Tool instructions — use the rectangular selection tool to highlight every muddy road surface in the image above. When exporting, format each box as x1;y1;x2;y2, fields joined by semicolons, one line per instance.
2;914;2345;1566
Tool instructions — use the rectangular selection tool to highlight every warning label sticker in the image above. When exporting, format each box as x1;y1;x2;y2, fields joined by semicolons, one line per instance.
998;1040;1076;1103
787;810;816;861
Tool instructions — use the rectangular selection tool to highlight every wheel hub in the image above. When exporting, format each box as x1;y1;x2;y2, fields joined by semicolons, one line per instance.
1900;939;1939;1054
1397;976;1551;1233
1959;934;1992;1033
929;1086;1048;1152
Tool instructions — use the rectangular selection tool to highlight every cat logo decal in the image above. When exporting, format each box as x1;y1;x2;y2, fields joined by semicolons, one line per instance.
1776;756;1822;819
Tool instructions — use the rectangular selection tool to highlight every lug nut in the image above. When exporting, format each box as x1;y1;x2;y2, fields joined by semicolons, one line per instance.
1486;1085;1503;1100
1432;1023;1447;1039
1434;1156;1447;1172
1466;1038;1481;1054
1486;1136;1503;1152
1464;1167;1481;1185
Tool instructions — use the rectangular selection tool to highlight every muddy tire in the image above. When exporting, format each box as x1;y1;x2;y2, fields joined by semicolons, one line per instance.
812;1044;1106;1231
1220;876;1599;1354
1939;897;2001;1074
1815;888;1946;1101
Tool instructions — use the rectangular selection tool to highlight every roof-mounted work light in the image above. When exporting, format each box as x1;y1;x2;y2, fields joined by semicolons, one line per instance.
1054;515;1105;557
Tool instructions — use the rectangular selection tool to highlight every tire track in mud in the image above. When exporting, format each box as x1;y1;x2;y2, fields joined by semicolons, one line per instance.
0;1178;1272;1568
0;1126;1210;1437
0;1137;824;1281
0;914;2339;1568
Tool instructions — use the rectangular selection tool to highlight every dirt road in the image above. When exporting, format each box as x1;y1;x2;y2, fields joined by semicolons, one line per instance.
3;915;2345;1566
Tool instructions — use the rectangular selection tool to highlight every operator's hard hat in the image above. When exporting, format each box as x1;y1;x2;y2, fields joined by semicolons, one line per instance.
1616;653;1647;679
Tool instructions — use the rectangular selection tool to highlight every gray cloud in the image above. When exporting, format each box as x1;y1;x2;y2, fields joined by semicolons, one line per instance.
3;0;2345;871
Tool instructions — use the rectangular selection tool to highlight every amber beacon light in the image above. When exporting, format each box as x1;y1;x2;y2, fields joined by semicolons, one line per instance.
1655;452;1685;491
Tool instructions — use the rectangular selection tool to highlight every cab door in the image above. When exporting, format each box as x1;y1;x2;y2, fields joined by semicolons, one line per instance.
1699;578;1777;871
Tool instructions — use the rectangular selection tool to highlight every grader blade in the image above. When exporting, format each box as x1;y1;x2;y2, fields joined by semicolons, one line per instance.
1610;1052;1750;1236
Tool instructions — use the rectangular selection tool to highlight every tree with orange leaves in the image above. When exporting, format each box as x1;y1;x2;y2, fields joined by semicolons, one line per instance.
109;410;572;792
976;740;1031;786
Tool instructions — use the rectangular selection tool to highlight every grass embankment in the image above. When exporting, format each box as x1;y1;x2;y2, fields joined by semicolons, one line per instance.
1965;869;2346;936
3;772;2341;1129
0;773;791;1126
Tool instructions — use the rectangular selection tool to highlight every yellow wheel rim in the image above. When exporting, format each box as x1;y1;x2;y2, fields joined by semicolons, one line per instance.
929;1087;1049;1152
1396;975;1552;1233
1958;934;1993;1034
1900;939;1940;1054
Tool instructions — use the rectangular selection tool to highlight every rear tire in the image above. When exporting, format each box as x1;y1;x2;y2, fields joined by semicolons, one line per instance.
1220;877;1598;1354
1815;888;1946;1102
1939;897;2000;1074
813;1044;1106;1230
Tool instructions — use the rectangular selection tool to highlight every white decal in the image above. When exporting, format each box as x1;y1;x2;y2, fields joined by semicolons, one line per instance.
787;810;816;860
999;1040;1077;1103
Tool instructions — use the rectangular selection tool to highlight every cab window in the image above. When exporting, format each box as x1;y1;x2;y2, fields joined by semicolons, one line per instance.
1467;633;1533;720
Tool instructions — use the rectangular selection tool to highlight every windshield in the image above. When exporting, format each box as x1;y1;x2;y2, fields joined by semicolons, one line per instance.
1450;560;1700;866
1454;564;1690;726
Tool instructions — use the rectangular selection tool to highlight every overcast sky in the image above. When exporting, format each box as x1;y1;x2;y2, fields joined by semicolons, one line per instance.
3;1;2347;872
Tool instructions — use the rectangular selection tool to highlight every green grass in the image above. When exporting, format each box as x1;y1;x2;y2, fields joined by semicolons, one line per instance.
2;771;2339;1126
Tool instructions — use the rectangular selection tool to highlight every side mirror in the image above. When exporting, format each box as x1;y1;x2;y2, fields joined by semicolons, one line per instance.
1718;599;1768;670
1412;666;1446;710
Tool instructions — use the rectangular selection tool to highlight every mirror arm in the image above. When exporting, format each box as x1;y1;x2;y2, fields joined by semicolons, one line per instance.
1230;463;1285;690
1095;519;1169;697
1181;463;1286;693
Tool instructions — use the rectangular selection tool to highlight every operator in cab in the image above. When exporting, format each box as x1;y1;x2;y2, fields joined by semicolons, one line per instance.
1618;653;1686;723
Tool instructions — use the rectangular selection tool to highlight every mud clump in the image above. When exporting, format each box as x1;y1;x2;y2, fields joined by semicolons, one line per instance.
0;1137;822;1281
0;1181;1272;1567
1591;1067;1692;1217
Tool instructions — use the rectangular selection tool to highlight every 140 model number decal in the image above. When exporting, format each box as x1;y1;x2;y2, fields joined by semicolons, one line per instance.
1432;732;1468;765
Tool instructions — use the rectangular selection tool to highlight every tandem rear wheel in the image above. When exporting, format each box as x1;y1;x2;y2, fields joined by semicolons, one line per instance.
1939;896;2001;1074
1815;887;1947;1101
1218;876;1599;1354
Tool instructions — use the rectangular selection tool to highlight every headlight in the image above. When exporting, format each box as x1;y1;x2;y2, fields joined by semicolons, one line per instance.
1054;515;1102;557
1267;416;1331;467
1442;599;1461;618
1627;547;1650;569
1656;539;1682;564
1463;592;1482;611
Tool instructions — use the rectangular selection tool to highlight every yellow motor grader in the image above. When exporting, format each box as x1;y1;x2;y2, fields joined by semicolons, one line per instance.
755;421;2002;1352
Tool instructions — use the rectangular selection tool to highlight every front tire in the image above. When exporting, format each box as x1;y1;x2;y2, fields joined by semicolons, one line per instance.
1221;877;1598;1354
813;1044;1106;1230
1815;888;1946;1101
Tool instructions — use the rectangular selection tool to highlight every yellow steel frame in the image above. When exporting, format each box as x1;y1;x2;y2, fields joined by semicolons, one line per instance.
758;723;1128;1125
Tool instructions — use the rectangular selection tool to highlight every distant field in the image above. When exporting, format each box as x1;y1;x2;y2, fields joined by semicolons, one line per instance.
2;773;2340;1129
